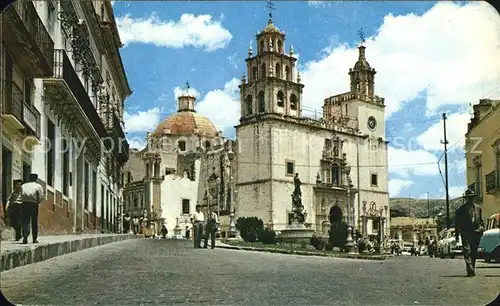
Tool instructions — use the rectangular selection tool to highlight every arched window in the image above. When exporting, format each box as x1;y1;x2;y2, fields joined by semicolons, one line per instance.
258;91;265;113
277;40;283;54
204;140;211;150
259;40;264;54
246;95;253;115
331;164;340;186
261;63;266;78
345;104;348;116
275;63;281;78
127;172;132;183
285;66;290;81
277;91;284;107
252;67;258;81
290;94;297;110
178;140;186;151
154;162;160;178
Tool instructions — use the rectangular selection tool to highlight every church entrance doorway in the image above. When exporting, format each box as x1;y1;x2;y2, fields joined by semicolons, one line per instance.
329;205;342;224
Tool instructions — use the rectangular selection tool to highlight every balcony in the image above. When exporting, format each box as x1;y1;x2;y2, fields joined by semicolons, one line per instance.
485;171;499;194
43;49;107;162
3;1;54;77
2;82;24;130
468;182;482;200
102;111;129;163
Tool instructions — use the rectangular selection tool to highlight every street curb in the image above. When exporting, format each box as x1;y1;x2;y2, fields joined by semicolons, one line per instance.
216;244;390;260
0;234;140;272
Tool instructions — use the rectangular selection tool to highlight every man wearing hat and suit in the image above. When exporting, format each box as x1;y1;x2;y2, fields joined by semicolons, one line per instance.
455;188;484;277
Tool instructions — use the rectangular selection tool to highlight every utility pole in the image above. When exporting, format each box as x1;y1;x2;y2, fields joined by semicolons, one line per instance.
441;113;450;229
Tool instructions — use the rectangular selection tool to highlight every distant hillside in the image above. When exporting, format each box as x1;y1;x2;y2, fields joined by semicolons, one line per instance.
390;197;463;219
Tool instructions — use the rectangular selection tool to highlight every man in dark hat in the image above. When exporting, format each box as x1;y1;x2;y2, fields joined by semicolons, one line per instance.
454;188;484;277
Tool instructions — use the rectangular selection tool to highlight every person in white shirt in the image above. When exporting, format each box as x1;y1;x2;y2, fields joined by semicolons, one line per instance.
204;209;219;249
21;174;44;244
191;204;205;248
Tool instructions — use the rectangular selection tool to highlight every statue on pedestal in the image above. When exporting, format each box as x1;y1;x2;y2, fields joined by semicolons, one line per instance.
290;173;305;225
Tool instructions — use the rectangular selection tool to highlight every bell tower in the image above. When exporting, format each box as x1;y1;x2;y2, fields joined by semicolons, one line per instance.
348;42;376;102
239;5;304;121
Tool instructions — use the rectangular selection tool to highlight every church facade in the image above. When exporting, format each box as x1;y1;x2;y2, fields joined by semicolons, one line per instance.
235;19;390;238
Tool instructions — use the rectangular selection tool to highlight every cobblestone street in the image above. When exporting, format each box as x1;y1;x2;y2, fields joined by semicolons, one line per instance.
1;239;499;305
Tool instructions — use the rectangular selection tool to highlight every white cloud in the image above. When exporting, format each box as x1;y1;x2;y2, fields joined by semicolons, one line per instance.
196;78;241;135
449;186;467;199
388;147;439;177
389;179;414;197
417;112;471;152
116;13;232;51
300;2;500;118
127;137;146;150
124;107;161;133
308;1;328;8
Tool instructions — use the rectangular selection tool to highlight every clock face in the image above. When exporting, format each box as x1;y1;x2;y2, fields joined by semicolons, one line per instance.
368;116;377;130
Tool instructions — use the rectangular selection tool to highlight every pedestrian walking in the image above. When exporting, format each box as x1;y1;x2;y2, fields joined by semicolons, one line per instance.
204;210;219;249
161;224;168;239
185;226;191;239
6;179;24;241
455;189;484;277
21;174;44;244
123;213;131;233
132;217;139;234
191;205;205;248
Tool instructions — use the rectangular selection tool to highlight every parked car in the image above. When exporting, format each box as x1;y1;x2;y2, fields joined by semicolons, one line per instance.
437;228;462;258
478;212;500;263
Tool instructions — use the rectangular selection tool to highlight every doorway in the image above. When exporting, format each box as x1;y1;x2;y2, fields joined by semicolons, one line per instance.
329;205;343;224
2;147;12;214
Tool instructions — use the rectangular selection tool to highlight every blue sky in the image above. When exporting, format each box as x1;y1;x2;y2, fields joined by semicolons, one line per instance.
112;1;500;200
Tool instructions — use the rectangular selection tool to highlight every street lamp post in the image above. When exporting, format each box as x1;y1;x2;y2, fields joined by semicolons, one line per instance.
344;166;357;254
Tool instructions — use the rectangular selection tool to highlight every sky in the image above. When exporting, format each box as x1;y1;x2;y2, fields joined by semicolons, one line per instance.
111;1;500;200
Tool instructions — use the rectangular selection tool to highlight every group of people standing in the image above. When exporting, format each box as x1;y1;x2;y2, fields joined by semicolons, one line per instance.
4;174;44;244
191;204;219;249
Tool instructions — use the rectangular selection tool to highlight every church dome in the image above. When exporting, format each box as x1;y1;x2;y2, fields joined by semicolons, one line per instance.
153;111;218;138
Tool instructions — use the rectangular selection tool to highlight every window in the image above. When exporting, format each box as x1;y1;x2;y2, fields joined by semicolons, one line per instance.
246;95;253;115
252;67;258;81
290;94;297;110
62;138;70;196
259;40;264;54
285;66;290;81
145;162;150;178
258;92;265;113
371;174;378;186
24;79;32;105
46;117;55;186
154;162;160;178
134;197;138;207
277;40;283;54
286;161;294;176
204;140;211;150
261;63;266;78
332;165;340;185
182;199;190;214
178;140;186;151
127;172;132;183
277;91;284;107
275;63;281;78
84;161;89;210
345;104;348;116
92;170;97;214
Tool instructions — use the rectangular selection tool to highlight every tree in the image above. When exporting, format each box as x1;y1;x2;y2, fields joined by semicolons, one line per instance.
235;217;264;242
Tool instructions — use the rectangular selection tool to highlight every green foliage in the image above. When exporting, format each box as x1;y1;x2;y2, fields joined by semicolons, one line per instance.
329;221;349;249
357;238;367;253
310;234;325;250
260;228;277;244
235;217;264;242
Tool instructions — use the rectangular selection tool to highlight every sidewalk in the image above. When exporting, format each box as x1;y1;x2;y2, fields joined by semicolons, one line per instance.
1;233;140;272
215;241;391;260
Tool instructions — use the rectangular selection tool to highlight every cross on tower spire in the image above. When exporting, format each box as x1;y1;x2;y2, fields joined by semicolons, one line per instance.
358;28;366;46
266;0;275;21
185;81;190;91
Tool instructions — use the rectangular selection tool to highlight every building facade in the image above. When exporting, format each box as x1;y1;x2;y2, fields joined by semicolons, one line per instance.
1;0;130;235
235;18;390;238
465;98;500;220
123;90;237;237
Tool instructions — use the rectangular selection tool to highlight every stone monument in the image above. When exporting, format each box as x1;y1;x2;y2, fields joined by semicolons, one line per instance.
278;173;315;244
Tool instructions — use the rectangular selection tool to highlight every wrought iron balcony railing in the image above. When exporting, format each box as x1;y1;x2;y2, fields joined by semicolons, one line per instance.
52;49;108;139
485;171;499;194
6;1;55;77
23;102;41;139
4;82;24;125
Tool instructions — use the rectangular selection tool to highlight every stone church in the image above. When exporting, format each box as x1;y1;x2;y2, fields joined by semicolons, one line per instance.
123;17;390;240
236;18;390;238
